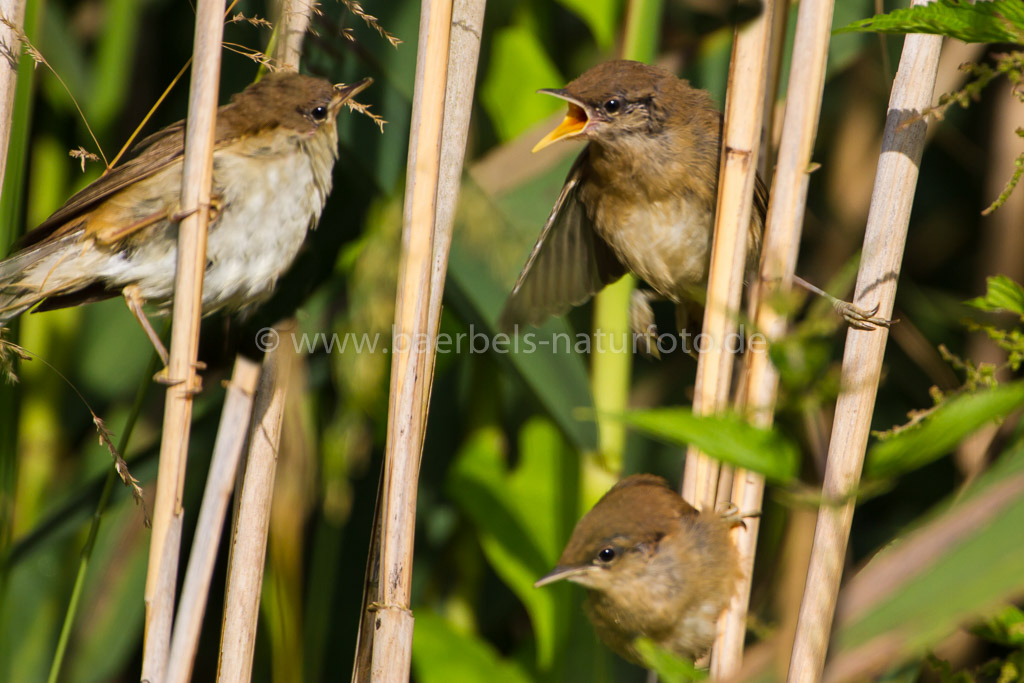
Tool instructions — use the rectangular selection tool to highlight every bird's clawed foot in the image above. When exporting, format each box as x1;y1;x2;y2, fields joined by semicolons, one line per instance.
153;361;206;393
833;300;895;331
718;502;761;529
792;275;895;331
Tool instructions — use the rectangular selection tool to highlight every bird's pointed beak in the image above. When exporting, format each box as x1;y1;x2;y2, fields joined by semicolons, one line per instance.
532;89;593;153
534;564;591;588
330;77;374;113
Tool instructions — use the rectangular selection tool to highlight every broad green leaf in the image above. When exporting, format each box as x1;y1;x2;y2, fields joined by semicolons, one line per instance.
837;443;1024;660
610;409;800;482
967;275;1024;318
481;24;564;142
412;611;535;683
835;0;1024;43
866;380;1024;479
634;638;706;683
447;422;578;670
556;0;622;49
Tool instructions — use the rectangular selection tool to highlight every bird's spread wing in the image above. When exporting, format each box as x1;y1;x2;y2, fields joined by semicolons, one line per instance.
499;150;626;330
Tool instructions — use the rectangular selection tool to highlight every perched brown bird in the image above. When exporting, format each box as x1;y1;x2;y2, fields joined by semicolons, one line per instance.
535;474;740;665
0;72;372;363
500;60;887;347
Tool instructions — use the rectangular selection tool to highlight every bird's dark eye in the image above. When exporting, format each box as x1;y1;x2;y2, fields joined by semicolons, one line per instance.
311;105;328;121
603;99;622;114
597;547;616;563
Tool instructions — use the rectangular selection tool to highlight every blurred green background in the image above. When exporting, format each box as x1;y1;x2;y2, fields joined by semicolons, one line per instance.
1;0;1023;681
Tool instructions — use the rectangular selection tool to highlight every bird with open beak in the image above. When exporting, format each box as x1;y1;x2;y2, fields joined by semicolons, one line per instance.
499;60;762;351
500;60;888;352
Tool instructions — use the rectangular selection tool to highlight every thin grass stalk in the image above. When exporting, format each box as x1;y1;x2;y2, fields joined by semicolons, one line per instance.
786;16;942;683
370;0;454;679
218;329;291;681
46;350;159;683
681;1;774;515
697;1;776;676
140;0;226;677
165;356;260;683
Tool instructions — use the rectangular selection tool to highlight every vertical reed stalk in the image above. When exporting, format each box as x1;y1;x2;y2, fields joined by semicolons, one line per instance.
218;329;292;682
786;7;942;680
0;0;26;193
365;0;468;679
700;1;778;676
165;356;260;683
141;0;225;678
681;0;775;515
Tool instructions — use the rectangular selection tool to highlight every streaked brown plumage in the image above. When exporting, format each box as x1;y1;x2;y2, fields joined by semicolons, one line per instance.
499;60;765;342
0;72;371;330
535;474;740;665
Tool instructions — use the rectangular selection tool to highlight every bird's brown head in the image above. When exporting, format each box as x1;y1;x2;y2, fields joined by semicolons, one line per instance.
532;60;711;153
534;474;696;593
220;72;373;139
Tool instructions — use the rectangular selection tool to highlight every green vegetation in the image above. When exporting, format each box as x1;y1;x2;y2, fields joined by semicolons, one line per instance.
1;0;1022;681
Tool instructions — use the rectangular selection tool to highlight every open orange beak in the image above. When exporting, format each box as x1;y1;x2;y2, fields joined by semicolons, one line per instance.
532;89;592;153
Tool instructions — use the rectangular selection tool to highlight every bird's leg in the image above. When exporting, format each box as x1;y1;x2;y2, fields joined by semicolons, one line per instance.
123;285;169;367
630;289;661;359
793;276;895;331
122;285;206;389
717;502;761;529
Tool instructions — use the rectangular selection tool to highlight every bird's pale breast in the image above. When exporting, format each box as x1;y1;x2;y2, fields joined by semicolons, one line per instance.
592;191;715;302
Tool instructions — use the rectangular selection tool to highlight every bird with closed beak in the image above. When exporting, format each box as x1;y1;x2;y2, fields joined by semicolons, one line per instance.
0;71;372;367
535;474;740;666
500;60;887;350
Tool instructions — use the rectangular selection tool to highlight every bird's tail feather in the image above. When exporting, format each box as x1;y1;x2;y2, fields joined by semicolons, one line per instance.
0;237;77;326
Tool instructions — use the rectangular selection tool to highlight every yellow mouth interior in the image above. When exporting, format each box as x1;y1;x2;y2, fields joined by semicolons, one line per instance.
532;103;588;153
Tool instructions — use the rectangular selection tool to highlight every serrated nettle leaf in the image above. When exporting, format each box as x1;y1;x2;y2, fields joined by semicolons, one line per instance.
867;380;1024;479
609;409;800;482
967;275;1024;318
835;0;1024;44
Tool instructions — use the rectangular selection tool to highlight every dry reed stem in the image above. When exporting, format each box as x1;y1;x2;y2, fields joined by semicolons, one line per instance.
706;2;787;677
218;328;291;681
209;10;314;679
427;0;485;330
165;356;260;683
141;0;226;678
702;0;839;677
0;0;26;193
682;0;774;514
786;11;942;683
273;0;313;71
369;0;455;680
